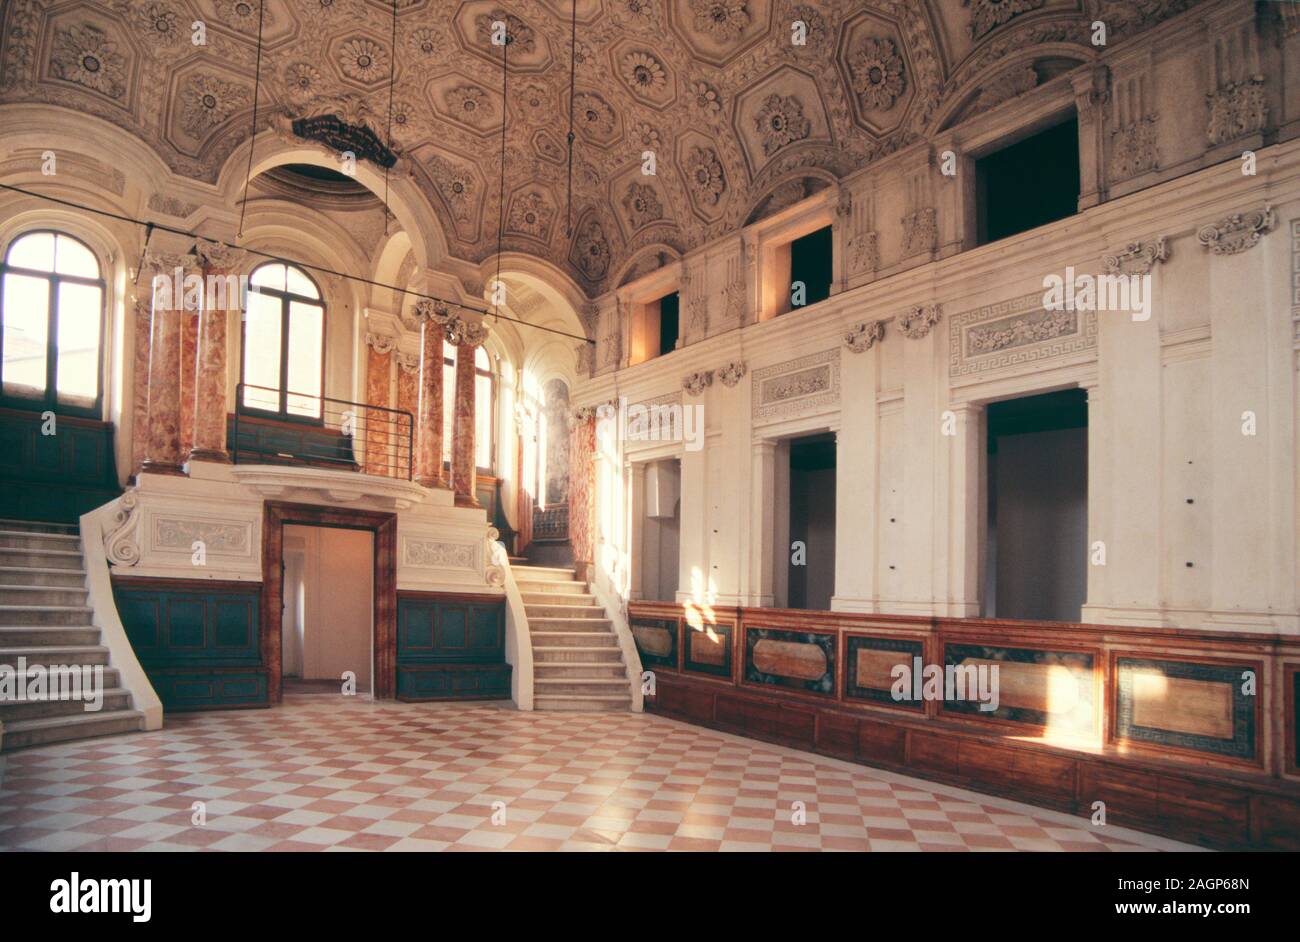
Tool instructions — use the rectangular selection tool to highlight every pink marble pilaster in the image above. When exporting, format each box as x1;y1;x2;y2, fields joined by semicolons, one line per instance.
141;250;197;475
413;301;448;489
130;290;152;477
189;240;245;463
451;323;488;508
395;353;419;480
364;333;395;476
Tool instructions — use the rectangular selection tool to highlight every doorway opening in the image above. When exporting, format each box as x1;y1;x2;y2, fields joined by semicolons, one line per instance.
282;524;374;696
983;389;1087;621
261;503;397;703
781;432;836;610
638;457;681;602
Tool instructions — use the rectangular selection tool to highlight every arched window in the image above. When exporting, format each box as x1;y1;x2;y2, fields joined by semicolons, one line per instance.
0;230;105;415
241;262;325;420
441;342;496;473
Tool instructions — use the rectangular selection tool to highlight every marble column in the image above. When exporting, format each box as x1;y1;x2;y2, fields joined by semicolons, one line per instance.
568;408;597;582
364;332;395;476
395;352;419;480
130;284;153;477
413;300;451;489
189;239;245;463
451;320;489;507
142;250;198;476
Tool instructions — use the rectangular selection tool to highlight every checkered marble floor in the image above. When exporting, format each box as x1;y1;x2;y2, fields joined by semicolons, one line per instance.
0;697;1197;852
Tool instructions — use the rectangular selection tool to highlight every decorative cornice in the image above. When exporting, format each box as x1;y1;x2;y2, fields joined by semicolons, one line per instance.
717;361;747;387
1102;237;1168;275
844;319;886;352
682;370;714;397
898;303;941;339
1196;206;1275;255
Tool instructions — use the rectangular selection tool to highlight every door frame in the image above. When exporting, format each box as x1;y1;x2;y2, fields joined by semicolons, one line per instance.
261;501;397;703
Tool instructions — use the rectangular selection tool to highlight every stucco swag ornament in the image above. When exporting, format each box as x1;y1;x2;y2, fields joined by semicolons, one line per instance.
844;319;886;352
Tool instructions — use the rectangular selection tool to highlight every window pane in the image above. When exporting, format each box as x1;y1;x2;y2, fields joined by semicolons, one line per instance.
285;301;323;418
285;265;319;300
2;272;50;398
6;232;55;272
441;362;455;463
56;282;101;405
475;374;492;469
443;341;456;363
475;345;489;369
242;291;281;411
54;235;99;279
250;264;286;291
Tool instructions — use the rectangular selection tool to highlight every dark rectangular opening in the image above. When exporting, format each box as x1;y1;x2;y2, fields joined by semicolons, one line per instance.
787;433;836;611
658;291;679;355
976;116;1080;245
790;226;832;309
984;388;1088;622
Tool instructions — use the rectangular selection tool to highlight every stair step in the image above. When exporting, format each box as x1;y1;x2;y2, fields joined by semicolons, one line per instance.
533;648;623;664
0;688;132;722
1;666;120;688
0;585;88;606
534;680;631;697
529;617;612;630
0;548;85;570
533;694;631;712
534;663;627;679
523;604;606;619
0;566;87;587
1;709;145;751
0;520;79;535
511;566;578;582
0;645;110;666
0;605;95;627
519;592;594;606
515;581;588;595
0;530;81;550
528;632;617;648
0;625;100;646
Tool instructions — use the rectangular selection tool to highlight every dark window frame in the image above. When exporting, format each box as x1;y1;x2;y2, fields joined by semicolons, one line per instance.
0;229;107;420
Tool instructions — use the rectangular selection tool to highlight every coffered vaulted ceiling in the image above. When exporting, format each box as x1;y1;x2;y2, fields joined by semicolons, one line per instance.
0;0;1195;295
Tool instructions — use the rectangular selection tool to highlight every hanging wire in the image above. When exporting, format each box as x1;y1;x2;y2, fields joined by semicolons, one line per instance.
383;0;397;236
236;0;267;240
0;182;593;344
493;18;510;323
563;0;577;238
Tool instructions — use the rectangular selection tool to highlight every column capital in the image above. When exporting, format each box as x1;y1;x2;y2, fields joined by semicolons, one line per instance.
194;238;249;273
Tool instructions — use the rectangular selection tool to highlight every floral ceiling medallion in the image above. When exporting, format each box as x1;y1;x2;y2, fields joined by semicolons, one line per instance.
692;0;751;42
686;146;727;206
621;52;668;97
755;94;811;155
851;37;906;112
622;182;664;229
51;24;127;100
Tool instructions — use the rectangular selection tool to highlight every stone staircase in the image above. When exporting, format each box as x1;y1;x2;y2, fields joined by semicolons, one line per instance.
0;520;144;751
516;564;632;712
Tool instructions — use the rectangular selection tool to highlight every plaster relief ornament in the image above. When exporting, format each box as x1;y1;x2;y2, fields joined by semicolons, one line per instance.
407;26;448;60
426;155;475;223
902;207;937;256
574;219;612;281
787;5;828;51
899;304;941;339
623;183;664;229
622;52;668;96
447;85;495;126
755;94;812;156
180;74;251;136
573;93;617;139
692;0;751;41
1206;77;1267;147
214;0;273;32
340;38;388;83
963;0;1044;40
284;62;323;103
1102;238;1168;276
717;361;748;387
508;190;554;239
135;2;183;47
850;37;906;111
616;0;657;27
388;98;423;141
683;370;714;396
630;122;662;150
516;83;551;125
414;298;455;328
687;146;727;206
1196;206;1275;255
474;11;536;53
844;319;886;352
690;81;723;119
51;24;127;99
